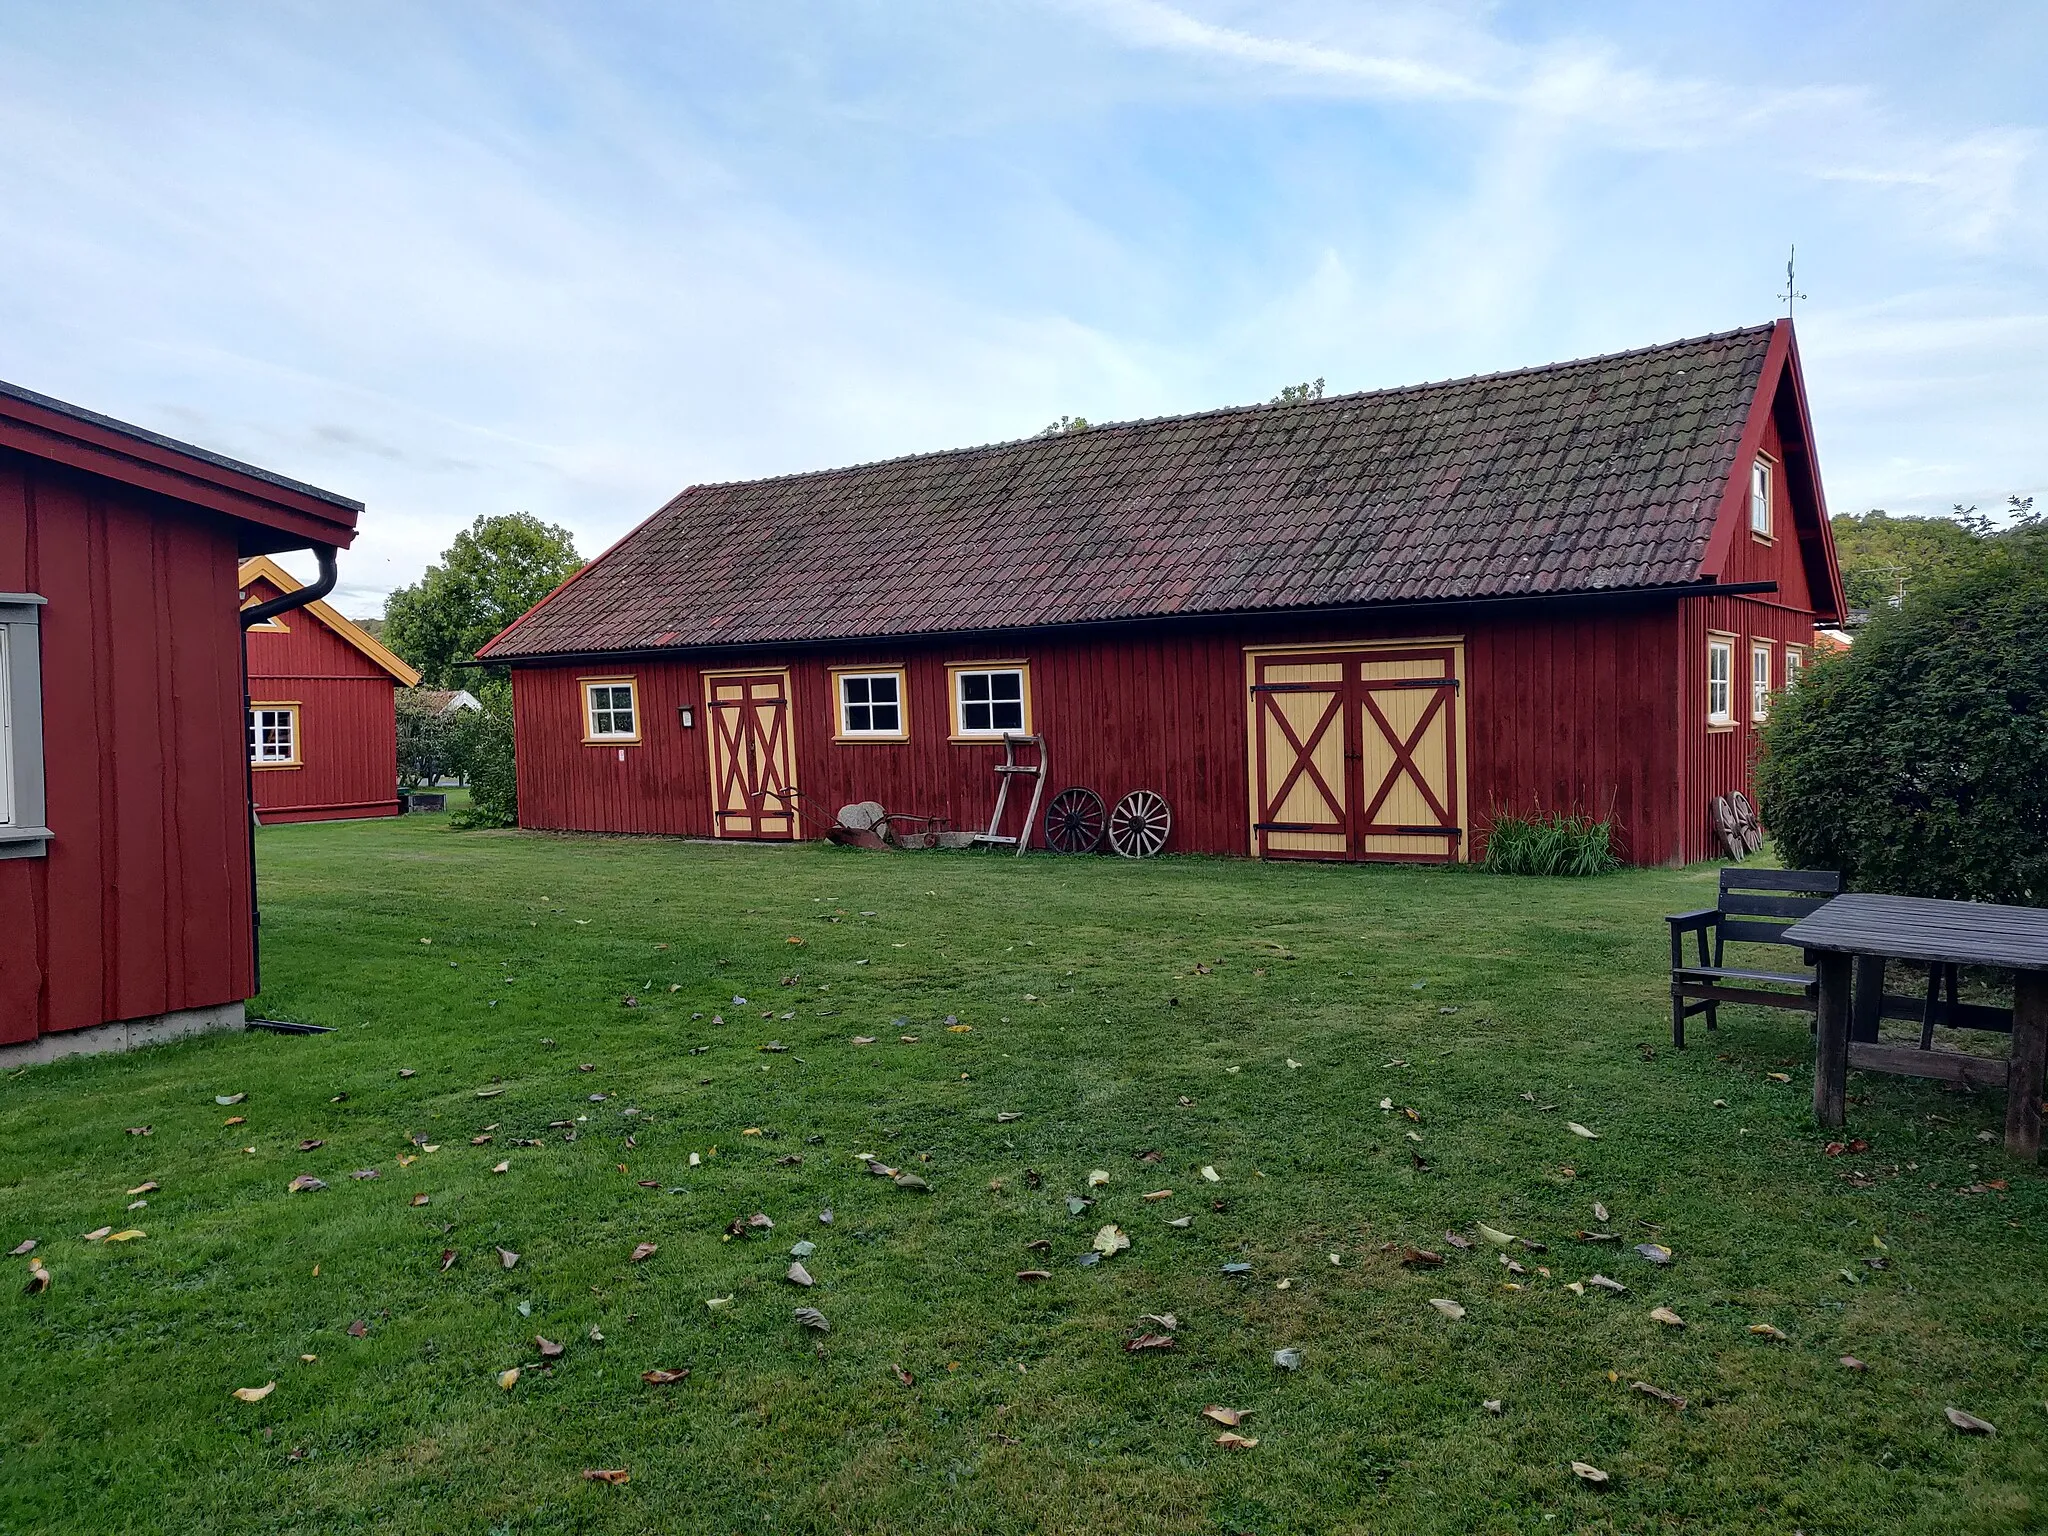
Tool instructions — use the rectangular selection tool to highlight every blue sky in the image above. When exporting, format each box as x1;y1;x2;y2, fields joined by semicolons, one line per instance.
3;1;2042;614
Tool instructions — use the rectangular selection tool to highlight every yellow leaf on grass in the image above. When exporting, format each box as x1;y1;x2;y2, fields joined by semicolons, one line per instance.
1567;1123;1600;1140
1215;1432;1259;1449
106;1230;145;1243
1649;1306;1686;1328
232;1382;276;1402
498;1368;520;1390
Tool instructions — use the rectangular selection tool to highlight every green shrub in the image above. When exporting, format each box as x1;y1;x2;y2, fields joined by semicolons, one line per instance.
395;692;459;789
1480;810;1620;877
1756;547;2048;904
450;681;517;830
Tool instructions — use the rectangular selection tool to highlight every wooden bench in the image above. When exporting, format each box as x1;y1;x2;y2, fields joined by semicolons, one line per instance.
1667;868;1843;1047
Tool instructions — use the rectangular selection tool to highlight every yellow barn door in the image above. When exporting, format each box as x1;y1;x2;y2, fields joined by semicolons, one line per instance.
1249;642;1466;863
705;670;799;839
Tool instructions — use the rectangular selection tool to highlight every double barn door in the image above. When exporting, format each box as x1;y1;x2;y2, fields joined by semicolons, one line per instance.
705;670;799;839
1250;642;1467;862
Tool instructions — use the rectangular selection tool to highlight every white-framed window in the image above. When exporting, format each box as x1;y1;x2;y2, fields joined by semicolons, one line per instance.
834;669;907;740
1706;636;1733;725
1751;641;1773;721
0;594;48;858
248;705;300;766
1750;456;1773;538
1784;646;1804;689
950;663;1029;738
582;678;639;743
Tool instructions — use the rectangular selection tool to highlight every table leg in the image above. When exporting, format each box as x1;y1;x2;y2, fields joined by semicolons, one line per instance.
2006;973;2047;1160
1851;954;1885;1043
1813;951;1852;1129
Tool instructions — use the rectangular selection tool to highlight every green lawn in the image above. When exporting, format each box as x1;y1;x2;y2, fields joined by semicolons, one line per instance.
2;819;2042;1534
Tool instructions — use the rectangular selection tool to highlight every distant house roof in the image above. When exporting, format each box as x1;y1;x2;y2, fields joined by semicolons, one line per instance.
0;378;361;555
482;323;1820;661
407;688;483;715
238;556;421;686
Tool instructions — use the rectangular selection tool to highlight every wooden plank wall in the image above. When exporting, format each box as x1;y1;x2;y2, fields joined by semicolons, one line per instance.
512;601;1688;865
244;579;402;821
1676;593;1817;864
0;451;254;1042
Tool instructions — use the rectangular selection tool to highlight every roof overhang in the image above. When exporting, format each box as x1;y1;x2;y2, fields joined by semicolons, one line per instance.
486;578;1778;669
0;379;361;556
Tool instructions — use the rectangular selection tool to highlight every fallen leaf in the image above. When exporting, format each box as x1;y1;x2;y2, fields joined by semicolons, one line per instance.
851;1036;877;1046
1402;1247;1445;1267
297;1139;325;1152
497;1368;520;1390
232;1382;276;1402
1016;1269;1052;1283
498;1247;520;1270
1167;1215;1193;1228
1214;1432;1259;1449
1482;1398;1503;1415
399;1069;415;1079
224;1116;245;1127
1221;1262;1252;1275
81;1226;113;1242
1766;1072;1791;1083
126;1126;152;1136
995;1111;1022;1123
127;1181;159;1196
948;1024;972;1034
1088;1169;1110;1188
9;1239;37;1257
534;1335;564;1360
1200;1165;1221;1183
890;1364;914;1386
1748;1323;1789;1341
1124;1333;1175;1352
1635;1243;1673;1266
642;1368;689;1385
287;1175;327;1194
1567;1123;1600;1140
1476;1223;1514;1247
1945;1407;1996;1435
1429;1299;1466;1320
216;1093;246;1106
440;1249;458;1272
351;1169;381;1181
24;1262;50;1294
705;1295;733;1310
1649;1306;1685;1328
106;1228;146;1242
475;1086;504;1099
1575;1230;1619;1243
1272;1348;1302;1370
1632;1380;1688;1409
1138;1313;1178;1332
1589;1274;1627;1293
348;1320;368;1337
410;1193;430;1206
1571;1461;1609;1485
893;1173;930;1192
787;1262;815;1287
1203;1405;1249;1427
492;1161;510;1175
631;1243;658;1262
794;1307;830;1332
1839;1355;1866;1371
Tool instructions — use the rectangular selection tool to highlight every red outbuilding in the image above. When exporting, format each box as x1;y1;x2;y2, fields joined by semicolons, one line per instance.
480;322;1846;867
238;555;418;823
0;380;361;1060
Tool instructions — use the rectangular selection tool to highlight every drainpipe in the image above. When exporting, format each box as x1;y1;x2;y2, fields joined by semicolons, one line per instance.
239;544;339;997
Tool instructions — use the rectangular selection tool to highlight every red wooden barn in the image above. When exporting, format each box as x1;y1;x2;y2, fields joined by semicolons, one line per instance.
479;322;1846;866
0;380;361;1061
238;554;418;823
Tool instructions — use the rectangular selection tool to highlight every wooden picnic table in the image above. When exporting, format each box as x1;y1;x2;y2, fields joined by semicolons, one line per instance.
1784;892;2048;1159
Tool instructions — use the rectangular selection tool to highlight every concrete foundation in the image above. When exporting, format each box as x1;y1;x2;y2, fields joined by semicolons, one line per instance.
0;1001;247;1068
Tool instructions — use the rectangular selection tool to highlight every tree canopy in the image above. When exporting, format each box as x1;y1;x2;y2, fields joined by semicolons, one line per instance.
382;513;582;687
1830;496;2036;612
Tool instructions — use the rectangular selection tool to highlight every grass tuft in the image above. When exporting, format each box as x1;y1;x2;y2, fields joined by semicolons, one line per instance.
1481;810;1622;877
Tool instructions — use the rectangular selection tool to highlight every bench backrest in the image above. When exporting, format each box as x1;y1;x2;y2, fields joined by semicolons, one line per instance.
1719;868;1842;945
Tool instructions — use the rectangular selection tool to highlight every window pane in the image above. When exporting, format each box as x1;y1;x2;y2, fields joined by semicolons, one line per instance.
869;675;897;705
847;703;872;732
991;699;1023;730
991;671;1021;702
843;677;871;705
963;673;990;702
963;699;991;731
871;701;899;732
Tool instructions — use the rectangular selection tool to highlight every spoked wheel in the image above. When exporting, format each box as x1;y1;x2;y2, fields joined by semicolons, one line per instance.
1729;791;1764;855
1710;796;1745;862
1043;787;1106;854
1106;789;1172;858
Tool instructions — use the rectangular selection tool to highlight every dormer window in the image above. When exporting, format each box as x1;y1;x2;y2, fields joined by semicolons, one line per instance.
1750;456;1774;539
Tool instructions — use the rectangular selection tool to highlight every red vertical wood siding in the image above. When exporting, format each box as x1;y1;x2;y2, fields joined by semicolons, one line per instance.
242;577;402;822
511;601;1689;866
0;452;254;1041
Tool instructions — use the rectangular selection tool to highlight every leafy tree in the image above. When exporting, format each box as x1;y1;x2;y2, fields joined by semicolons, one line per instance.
1829;498;2036;612
1756;542;2048;904
382;513;582;687
1038;414;1090;437
394;692;459;789
1271;378;1325;404
450;680;518;830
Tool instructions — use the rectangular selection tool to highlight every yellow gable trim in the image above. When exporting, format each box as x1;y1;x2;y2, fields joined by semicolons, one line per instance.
237;555;423;686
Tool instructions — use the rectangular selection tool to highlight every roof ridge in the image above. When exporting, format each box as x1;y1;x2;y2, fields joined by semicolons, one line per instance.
663;321;1778;498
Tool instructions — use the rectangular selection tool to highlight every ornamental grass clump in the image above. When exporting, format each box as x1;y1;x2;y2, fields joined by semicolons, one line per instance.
1481;811;1621;877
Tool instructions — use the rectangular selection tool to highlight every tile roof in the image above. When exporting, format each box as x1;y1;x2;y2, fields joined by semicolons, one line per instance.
482;324;1776;659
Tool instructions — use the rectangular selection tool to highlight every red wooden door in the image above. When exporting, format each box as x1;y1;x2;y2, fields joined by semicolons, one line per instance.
1249;644;1465;862
705;671;799;839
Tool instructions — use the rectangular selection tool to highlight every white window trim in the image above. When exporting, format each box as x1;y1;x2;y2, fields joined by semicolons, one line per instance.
0;594;50;858
1706;635;1734;727
581;677;641;744
832;668;909;741
948;662;1031;740
1751;641;1773;722
1750;455;1774;539
1784;646;1805;688
248;703;302;768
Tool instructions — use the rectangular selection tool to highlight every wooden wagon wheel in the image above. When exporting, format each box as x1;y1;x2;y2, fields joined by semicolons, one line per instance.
1107;789;1172;858
1729;791;1764;854
1710;796;1746;862
1043;787;1106;854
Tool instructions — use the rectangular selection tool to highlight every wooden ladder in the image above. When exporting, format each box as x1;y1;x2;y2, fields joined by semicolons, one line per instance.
972;733;1048;856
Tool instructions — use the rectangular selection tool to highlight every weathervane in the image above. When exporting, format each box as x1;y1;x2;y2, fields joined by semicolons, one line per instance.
1780;245;1806;318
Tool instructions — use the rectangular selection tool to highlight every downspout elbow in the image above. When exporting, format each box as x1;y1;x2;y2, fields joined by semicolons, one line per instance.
241;544;339;628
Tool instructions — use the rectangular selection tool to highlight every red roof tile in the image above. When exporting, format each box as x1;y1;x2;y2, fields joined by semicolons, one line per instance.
482;325;1776;659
